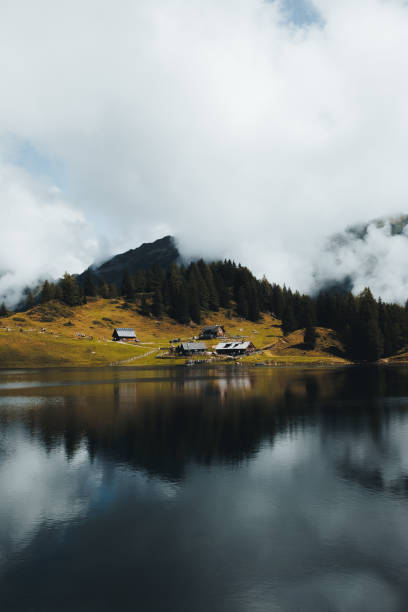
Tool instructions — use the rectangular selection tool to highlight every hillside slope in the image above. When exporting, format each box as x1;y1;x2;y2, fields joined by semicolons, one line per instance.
0;299;350;368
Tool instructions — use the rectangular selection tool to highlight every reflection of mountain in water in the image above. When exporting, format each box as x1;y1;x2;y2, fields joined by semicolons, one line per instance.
1;367;408;490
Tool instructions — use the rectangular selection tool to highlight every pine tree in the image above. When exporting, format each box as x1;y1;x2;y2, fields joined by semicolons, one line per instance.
83;269;97;297
109;283;118;298
195;261;210;310
282;303;296;335
60;273;81;306
152;287;164;318
140;294;151;316
121;271;136;301
0;302;8;317
237;286;249;319
271;284;284;318
25;290;35;310
40;280;55;303
352;288;383;361
54;284;63;302
99;281;109;299
175;284;190;324
304;325;317;349
187;277;201;324
247;284;260;322
148;264;165;293
133;270;146;293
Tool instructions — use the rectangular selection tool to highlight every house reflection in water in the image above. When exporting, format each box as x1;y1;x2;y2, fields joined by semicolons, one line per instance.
216;376;252;402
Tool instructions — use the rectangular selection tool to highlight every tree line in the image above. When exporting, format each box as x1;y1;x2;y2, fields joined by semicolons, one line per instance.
2;259;408;361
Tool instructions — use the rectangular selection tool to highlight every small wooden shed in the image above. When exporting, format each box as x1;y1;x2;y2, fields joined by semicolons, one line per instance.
199;325;226;339
112;328;138;342
176;342;206;356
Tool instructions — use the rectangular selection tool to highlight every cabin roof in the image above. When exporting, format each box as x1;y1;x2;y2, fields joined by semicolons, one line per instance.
179;342;206;351
202;325;224;332
215;341;252;350
113;328;137;338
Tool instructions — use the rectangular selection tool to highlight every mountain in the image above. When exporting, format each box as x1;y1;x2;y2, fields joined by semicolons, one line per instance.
79;235;180;285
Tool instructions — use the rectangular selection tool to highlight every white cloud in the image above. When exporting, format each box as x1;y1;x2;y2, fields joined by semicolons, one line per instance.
1;0;408;300
0;161;99;305
314;220;408;302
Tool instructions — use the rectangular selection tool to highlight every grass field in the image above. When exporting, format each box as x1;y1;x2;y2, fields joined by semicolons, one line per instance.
0;299;350;368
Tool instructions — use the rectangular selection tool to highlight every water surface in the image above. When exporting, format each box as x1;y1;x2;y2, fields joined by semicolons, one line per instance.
0;366;408;611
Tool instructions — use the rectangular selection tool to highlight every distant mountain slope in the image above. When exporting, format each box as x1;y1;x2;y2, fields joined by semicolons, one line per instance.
79;235;180;284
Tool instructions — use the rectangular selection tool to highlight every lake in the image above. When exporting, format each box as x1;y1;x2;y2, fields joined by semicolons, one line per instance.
0;366;408;611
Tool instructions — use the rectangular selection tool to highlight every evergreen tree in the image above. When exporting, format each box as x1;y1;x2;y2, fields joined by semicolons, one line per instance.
99;281;109;299
40;280;55;303
271;284;284;318
167;264;184;318
152;287;164;318
25;290;35;310
83;269;97;297
351;288;383;361
54;284;63;302
237;286;249;318
187;277;201;324
0;302;8;317
109;283;118;298
213;266;230;308
133;270;146;293
148;264;165;293
140;294;151;317
121;271;136;301
282;303;296;335
247;283;260;322
60;273;82;306
304;325;317;349
175;284;190;324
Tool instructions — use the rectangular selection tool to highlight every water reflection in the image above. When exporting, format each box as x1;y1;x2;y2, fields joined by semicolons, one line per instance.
0;366;408;611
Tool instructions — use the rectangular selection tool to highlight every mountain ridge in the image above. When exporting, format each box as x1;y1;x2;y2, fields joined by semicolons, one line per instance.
78;235;180;285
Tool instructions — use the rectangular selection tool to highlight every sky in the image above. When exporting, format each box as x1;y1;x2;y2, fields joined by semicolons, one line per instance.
1;0;408;304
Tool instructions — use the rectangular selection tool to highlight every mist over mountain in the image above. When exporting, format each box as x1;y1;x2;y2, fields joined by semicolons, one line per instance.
313;215;408;303
2;213;408;309
77;214;408;306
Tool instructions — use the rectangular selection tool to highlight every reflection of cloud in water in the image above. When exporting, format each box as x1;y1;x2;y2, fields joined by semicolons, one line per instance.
0;425;180;568
286;571;398;612
0;427;101;564
321;415;408;496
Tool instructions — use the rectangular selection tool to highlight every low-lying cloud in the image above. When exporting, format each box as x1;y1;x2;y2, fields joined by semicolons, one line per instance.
1;0;408;304
0;161;99;305
314;219;408;303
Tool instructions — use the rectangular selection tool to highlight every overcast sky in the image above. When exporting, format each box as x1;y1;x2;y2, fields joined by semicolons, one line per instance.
1;0;408;304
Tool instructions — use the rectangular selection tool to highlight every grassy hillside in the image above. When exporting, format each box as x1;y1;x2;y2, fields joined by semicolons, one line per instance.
0;299;349;368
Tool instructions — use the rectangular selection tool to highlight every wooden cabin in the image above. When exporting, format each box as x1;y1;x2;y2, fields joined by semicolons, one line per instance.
199;325;226;339
112;328;138;342
215;341;255;356
176;342;206;356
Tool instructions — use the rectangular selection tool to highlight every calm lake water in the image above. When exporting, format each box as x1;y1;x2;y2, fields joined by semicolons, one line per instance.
0;366;408;611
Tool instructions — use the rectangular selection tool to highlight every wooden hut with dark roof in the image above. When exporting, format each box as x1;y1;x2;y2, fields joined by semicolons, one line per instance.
112;328;138;342
199;325;226;339
176;342;206;356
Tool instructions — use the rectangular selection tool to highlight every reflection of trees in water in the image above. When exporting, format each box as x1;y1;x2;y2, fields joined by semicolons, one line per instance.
2;366;408;485
312;367;408;498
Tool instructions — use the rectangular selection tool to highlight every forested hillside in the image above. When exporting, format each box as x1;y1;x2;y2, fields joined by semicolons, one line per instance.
5;258;408;363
